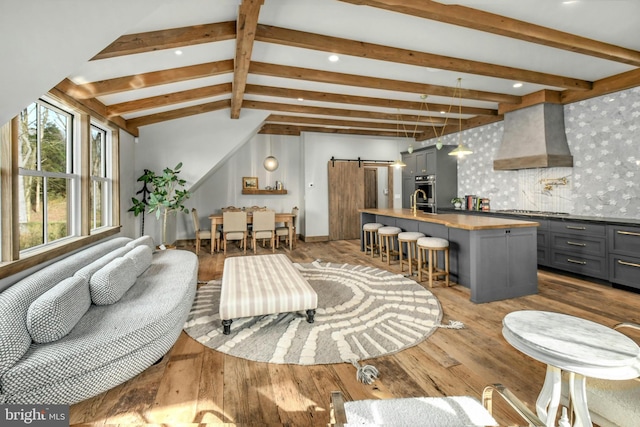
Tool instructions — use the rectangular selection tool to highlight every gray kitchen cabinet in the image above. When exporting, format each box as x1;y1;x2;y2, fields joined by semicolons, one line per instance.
401;146;457;210
608;224;640;289
536;219;550;266
549;219;608;280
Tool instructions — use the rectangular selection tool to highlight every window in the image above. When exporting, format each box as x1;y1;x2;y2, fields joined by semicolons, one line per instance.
90;123;112;231
18;100;75;251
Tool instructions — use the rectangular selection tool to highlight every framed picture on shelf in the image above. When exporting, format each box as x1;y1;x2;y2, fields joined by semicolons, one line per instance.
242;176;258;189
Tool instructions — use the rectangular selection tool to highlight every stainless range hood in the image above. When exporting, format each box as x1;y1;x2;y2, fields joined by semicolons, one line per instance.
493;103;573;170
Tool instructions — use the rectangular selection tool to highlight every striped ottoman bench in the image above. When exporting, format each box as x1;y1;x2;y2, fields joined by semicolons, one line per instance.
219;254;318;335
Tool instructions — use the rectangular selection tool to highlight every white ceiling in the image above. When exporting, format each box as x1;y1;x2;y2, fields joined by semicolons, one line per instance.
19;0;640;137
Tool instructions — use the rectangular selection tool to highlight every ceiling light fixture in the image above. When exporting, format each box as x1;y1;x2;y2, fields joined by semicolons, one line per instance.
263;135;279;172
174;50;183;56
390;116;407;169
513;82;523;88
448;78;473;158
328;54;340;62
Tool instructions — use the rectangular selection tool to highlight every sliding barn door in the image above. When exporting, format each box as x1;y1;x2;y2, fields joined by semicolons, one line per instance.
328;161;365;241
364;168;378;209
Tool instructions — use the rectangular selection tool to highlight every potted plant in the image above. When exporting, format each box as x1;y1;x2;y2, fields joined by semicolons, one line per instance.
451;197;463;209
129;163;191;247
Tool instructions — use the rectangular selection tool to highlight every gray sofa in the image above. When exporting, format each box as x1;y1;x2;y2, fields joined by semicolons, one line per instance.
0;236;198;405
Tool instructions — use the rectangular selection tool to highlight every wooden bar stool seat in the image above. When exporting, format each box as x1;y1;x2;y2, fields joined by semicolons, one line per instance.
417;236;450;288
377;226;402;265
398;231;425;276
362;222;383;257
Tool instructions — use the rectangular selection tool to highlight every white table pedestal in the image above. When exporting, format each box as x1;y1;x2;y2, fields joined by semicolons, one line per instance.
503;310;640;427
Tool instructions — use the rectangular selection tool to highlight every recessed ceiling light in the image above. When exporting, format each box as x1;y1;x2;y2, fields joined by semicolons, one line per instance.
563;1;579;4
297;97;305;102
513;82;523;88
174;50;183;56
328;54;339;62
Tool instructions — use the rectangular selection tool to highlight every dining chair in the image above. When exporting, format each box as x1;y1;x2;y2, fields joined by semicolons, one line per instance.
222;211;247;255
191;208;219;254
221;206;242;212
276;206;298;248
330;384;544;427
250;209;275;253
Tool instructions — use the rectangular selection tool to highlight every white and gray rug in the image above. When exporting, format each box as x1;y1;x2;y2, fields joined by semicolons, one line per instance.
184;261;460;366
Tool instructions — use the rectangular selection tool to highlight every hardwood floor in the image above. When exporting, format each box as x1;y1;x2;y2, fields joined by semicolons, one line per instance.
69;239;640;426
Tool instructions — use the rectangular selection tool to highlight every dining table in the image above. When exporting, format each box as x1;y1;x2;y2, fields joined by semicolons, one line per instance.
502;310;640;427
209;212;296;251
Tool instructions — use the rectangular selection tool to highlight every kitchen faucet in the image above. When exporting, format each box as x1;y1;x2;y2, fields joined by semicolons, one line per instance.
411;189;427;216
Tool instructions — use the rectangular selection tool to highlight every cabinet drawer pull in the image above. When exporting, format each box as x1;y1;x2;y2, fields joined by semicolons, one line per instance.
618;260;640;269
567;258;587;265
617;230;640;237
566;226;586;230
567;241;586;247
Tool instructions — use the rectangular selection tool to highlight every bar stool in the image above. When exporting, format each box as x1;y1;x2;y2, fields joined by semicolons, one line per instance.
362;222;383;257
417;236;450;288
378;226;402;265
398;231;425;276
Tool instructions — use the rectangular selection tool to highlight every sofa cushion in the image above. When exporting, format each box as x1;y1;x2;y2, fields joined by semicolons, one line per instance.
74;246;132;281
0;237;131;379
126;235;155;252
89;257;137;305
26;276;91;344
124;245;153;276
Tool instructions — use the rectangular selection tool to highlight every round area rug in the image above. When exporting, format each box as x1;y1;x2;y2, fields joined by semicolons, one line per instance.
184;261;456;366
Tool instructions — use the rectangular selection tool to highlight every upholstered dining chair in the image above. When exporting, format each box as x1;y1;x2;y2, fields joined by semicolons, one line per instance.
221;206;242;212
222;210;247;255
191;208;219;255
276;206;298;248
250;209;275;253
330;384;544;427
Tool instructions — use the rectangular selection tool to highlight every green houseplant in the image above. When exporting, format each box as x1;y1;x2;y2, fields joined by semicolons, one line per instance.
129;163;191;246
451;197;463;209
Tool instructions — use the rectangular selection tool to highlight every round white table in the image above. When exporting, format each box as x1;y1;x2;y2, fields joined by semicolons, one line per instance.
502;310;640;427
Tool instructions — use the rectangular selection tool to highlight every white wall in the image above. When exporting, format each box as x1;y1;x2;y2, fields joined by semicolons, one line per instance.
302;133;403;238
0;0;172;125
132;109;269;243
186;133;303;240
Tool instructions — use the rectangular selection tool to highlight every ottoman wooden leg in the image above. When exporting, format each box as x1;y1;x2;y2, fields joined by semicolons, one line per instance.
306;309;316;323
222;319;233;335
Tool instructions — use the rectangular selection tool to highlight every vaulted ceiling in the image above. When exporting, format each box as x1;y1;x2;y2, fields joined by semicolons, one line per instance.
55;0;640;140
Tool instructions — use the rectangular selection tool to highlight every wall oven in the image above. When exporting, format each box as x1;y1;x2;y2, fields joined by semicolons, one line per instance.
415;174;436;213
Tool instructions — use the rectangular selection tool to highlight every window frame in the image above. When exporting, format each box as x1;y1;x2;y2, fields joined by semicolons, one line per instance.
0;91;121;278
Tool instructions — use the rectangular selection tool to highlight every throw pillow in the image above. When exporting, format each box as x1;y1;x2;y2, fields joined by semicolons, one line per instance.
124;245;153;276
26;276;91;344
126;235;156;252
90;257;137;305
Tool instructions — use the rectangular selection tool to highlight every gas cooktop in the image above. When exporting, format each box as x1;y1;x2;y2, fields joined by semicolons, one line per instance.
496;209;570;217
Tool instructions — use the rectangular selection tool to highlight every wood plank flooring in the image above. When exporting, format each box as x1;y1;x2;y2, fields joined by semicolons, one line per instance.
69;239;640;426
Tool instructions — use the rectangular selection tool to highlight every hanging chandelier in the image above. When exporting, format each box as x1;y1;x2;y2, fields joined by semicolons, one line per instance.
263;135;279;171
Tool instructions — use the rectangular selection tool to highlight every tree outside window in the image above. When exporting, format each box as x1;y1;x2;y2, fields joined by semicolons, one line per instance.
18;100;73;250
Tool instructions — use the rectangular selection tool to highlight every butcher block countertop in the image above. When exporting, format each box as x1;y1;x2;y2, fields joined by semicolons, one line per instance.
359;208;540;231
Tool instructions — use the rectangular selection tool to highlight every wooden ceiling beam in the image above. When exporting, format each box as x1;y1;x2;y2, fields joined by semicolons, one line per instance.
259;123;413;138
265;114;434;132
126;99;231;130
72;60;234;99
231;0;264;119
250;62;520;104
255;24;592;91
91;21;237;60
340;0;640;67
244;100;447;123
245;84;497;116
561;67;640;104
106;83;232;117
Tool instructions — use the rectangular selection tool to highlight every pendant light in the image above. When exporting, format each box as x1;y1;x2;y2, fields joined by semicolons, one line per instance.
263;135;279;171
390;115;406;169
448;78;473;158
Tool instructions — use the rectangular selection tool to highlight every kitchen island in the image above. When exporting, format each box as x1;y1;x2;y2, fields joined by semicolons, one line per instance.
360;208;540;303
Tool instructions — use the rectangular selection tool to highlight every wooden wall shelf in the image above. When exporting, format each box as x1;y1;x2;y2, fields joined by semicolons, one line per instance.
242;189;288;195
